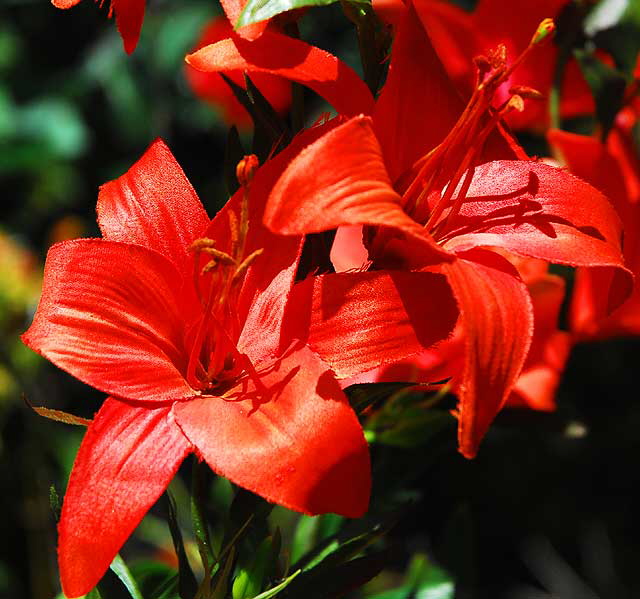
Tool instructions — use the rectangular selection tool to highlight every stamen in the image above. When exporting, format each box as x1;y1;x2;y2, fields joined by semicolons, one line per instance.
232;248;264;283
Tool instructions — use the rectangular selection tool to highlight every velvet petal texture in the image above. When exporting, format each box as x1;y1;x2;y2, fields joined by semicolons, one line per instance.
59;398;192;598
97;139;209;277
21;239;196;402
548;128;640;337
174;344;370;518
286;270;458;379
441;161;628;280
186;31;375;117
442;250;533;458
265;116;451;264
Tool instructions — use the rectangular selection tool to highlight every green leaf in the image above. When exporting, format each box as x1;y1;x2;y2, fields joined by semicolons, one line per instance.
130;561;180;599
236;0;369;30
574;48;627;138
165;491;198;599
231;532;280;599
109;555;145;599
50;484;61;523
249;569;301;599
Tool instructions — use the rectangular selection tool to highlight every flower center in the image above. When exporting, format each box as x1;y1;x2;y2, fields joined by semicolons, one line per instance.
186;155;264;393
398;19;555;241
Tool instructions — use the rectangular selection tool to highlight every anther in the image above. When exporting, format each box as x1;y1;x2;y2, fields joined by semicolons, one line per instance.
201;247;236;265
190;238;216;251
236;154;259;188
509;85;544;100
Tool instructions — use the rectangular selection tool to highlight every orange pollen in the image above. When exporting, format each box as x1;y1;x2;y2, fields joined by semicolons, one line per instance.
399;19;554;238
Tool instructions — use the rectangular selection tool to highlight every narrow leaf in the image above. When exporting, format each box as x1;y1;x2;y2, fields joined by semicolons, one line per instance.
165;491;198;599
110;554;145;599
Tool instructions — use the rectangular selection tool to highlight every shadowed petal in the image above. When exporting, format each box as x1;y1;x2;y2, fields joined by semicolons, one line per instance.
97;139;210;277
22;240;197;402
373;1;464;181
285;270;458;378
186;32;374;117
113;0;145;54
59;398;191;598
174;345;370;517
441;160;632;312
442;250;533;458
266;116;451;263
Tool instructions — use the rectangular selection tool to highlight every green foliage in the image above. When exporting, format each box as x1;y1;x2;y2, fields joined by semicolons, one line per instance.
236;0;369;29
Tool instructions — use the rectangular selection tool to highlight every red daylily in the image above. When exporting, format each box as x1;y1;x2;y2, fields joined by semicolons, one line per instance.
22;136;377;597
185;17;291;127
53;0;144;54
411;0;595;130
248;5;629;457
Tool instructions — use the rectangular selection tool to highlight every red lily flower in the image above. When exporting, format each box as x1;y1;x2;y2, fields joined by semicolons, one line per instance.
53;0;144;54
413;0;595;130
255;6;629;457
22;136;376;597
185;17;291;127
549;116;640;339
346;256;571;415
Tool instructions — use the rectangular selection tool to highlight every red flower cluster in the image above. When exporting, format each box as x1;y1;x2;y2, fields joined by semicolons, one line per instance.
31;0;640;595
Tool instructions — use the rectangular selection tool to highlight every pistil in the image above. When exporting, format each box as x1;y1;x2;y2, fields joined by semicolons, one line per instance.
400;19;556;238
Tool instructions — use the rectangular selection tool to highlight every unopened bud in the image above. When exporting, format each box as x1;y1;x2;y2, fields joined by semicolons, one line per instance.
236;154;259;187
531;18;555;45
509;85;544;100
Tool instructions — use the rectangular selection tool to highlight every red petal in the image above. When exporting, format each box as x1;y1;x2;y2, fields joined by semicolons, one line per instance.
441;160;632;311
285;270;458;379
97;139;209;278
186;32;374;117
174;345;370;517
265;116;450;263
203;123;337;351
373;1;463;182
59;398;191;597
442;250;533;458
22;240;196;402
113;0;145;54
52;0;81;8
220;0;268;40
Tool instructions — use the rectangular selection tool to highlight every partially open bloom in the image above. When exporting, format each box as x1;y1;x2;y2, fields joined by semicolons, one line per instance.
22;137;374;597
232;5;630;457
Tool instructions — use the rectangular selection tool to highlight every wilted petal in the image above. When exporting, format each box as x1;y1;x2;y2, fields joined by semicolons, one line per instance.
174;345;370;518
59;398;191;598
22;240;197;402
